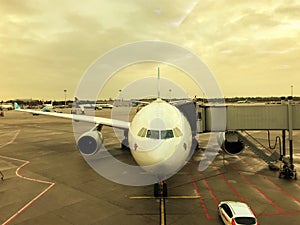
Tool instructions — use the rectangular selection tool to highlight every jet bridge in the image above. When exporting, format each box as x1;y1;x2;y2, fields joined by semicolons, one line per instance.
200;102;300;132
195;97;299;179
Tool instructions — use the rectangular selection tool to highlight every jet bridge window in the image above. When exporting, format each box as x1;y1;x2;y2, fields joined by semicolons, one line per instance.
161;130;174;139
146;130;160;139
137;127;147;137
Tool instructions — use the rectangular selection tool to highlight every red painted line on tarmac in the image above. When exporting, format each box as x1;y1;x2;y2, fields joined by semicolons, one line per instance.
0;155;56;225
210;163;261;216
228;163;284;213
259;209;300;217
211;164;248;204
240;158;300;206
258;210;300;217
193;162;219;206
260;175;300;205
186;164;216;220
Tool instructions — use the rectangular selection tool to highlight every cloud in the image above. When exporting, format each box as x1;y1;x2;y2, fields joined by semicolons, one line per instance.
0;0;40;15
0;0;300;99
275;2;300;19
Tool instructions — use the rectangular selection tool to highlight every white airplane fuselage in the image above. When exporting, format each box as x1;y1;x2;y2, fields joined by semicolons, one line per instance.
128;99;192;180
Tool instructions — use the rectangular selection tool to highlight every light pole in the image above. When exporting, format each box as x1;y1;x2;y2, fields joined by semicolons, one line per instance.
169;89;172;101
118;89;122;106
64;89;67;107
291;85;293;97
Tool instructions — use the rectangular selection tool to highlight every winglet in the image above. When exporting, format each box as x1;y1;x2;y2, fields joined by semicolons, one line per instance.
14;102;20;110
157;67;161;99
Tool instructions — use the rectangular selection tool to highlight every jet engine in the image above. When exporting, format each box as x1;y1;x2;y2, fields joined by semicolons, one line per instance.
77;130;103;155
217;131;245;155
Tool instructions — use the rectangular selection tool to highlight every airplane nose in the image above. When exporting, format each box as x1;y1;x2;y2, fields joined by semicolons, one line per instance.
149;118;167;130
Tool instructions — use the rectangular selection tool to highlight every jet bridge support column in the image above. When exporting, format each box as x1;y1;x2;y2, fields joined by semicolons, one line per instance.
281;97;286;159
279;96;297;179
287;96;293;166
282;130;286;157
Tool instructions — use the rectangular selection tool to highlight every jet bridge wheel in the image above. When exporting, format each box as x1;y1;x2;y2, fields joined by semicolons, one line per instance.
154;183;159;197
163;183;168;197
279;163;297;180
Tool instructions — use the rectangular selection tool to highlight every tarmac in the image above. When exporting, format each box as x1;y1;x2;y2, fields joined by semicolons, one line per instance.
0;109;299;225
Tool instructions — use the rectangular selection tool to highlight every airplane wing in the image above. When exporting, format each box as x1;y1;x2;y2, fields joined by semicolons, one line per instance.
131;100;150;105
14;103;130;129
169;99;193;105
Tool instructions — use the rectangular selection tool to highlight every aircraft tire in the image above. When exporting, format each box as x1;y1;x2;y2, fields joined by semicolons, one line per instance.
154;183;160;197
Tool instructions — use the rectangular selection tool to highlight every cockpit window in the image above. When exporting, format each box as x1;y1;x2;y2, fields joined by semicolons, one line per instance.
138;128;180;139
137;127;147;137
173;127;183;137
146;130;160;139
161;130;174;139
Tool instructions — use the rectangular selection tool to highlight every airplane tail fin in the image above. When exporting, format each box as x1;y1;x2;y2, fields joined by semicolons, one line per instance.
73;97;85;114
14;102;20;110
157;67;161;99
74;97;80;104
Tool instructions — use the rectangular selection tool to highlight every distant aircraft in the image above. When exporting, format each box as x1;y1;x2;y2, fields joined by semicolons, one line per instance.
237;99;248;104
73;97;105;114
131;100;150;106
97;103;114;109
0;103;13;110
14;68;242;197
42;101;54;112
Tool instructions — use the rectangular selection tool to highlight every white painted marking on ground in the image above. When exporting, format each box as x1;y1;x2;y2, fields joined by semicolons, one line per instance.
0;130;20;149
0;130;56;224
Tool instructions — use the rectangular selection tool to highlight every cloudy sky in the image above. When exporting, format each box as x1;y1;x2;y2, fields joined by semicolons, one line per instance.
1;0;299;101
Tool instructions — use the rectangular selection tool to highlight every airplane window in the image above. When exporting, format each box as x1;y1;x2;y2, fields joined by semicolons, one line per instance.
161;130;174;139
137;128;147;137
146;130;160;139
173;127;183;137
137;128;143;137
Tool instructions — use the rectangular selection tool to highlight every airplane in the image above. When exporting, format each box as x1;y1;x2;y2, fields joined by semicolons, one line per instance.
72;97;103;114
0;103;13;110
42;101;54;112
237;98;248;104
14;69;243;197
77;103;102;110
97;103;114;109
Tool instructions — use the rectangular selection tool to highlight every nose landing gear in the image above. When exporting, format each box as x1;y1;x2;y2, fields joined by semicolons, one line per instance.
154;181;168;197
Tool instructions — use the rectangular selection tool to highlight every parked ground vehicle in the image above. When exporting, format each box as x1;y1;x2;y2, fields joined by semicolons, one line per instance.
218;201;258;225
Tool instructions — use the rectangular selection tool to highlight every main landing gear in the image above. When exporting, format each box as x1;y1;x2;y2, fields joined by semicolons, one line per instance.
154;181;168;197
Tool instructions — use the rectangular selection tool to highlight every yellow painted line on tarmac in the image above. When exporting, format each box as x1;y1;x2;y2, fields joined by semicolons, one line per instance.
129;195;200;199
165;195;201;199
160;197;166;225
129;195;201;225
129;196;158;199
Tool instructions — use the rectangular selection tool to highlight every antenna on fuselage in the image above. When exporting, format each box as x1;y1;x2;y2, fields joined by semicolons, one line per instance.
157;67;161;99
